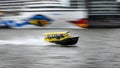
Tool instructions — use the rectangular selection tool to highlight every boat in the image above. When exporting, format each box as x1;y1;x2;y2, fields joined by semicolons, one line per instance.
0;0;87;28
43;31;79;45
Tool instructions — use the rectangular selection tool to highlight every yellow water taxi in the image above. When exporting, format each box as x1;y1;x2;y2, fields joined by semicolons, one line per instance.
43;31;79;45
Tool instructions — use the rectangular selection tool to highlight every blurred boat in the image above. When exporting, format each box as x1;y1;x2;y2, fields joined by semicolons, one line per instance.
43;31;79;45
0;0;87;28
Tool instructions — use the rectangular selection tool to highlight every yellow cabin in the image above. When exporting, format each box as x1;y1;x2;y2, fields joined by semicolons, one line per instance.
43;31;72;42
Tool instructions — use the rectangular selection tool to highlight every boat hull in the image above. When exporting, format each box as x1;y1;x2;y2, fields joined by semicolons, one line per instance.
51;37;79;45
0;26;11;29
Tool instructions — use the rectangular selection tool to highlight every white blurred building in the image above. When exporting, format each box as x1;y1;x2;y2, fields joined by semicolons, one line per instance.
0;0;119;15
0;0;86;11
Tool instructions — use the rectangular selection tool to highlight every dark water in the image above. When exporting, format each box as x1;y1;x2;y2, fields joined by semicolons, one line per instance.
0;29;120;68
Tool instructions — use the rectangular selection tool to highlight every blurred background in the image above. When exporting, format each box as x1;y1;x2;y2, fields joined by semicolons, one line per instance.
0;0;120;27
0;0;120;28
0;0;120;68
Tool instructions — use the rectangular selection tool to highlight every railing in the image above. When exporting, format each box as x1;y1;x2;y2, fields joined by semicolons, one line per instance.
0;0;24;11
70;0;86;8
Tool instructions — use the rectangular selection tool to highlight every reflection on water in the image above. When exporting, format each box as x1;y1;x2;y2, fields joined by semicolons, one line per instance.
0;29;120;68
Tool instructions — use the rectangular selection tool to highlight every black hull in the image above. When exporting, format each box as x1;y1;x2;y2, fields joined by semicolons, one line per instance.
0;26;11;29
52;37;79;45
88;24;120;28
88;15;120;28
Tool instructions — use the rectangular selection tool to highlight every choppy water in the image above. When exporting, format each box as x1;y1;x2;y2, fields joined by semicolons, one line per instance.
0;29;120;68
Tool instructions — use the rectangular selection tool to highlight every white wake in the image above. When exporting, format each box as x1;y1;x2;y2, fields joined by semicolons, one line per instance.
0;37;53;45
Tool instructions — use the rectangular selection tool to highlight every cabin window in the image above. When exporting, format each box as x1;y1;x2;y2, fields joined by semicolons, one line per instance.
45;34;65;39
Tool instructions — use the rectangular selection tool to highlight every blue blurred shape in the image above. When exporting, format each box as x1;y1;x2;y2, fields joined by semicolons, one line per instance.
0;20;15;26
25;14;53;22
0;14;53;28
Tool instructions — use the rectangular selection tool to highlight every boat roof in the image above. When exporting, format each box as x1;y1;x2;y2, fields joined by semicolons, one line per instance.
43;31;69;36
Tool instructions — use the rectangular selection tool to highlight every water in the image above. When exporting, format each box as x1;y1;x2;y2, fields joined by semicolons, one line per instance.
0;29;120;68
